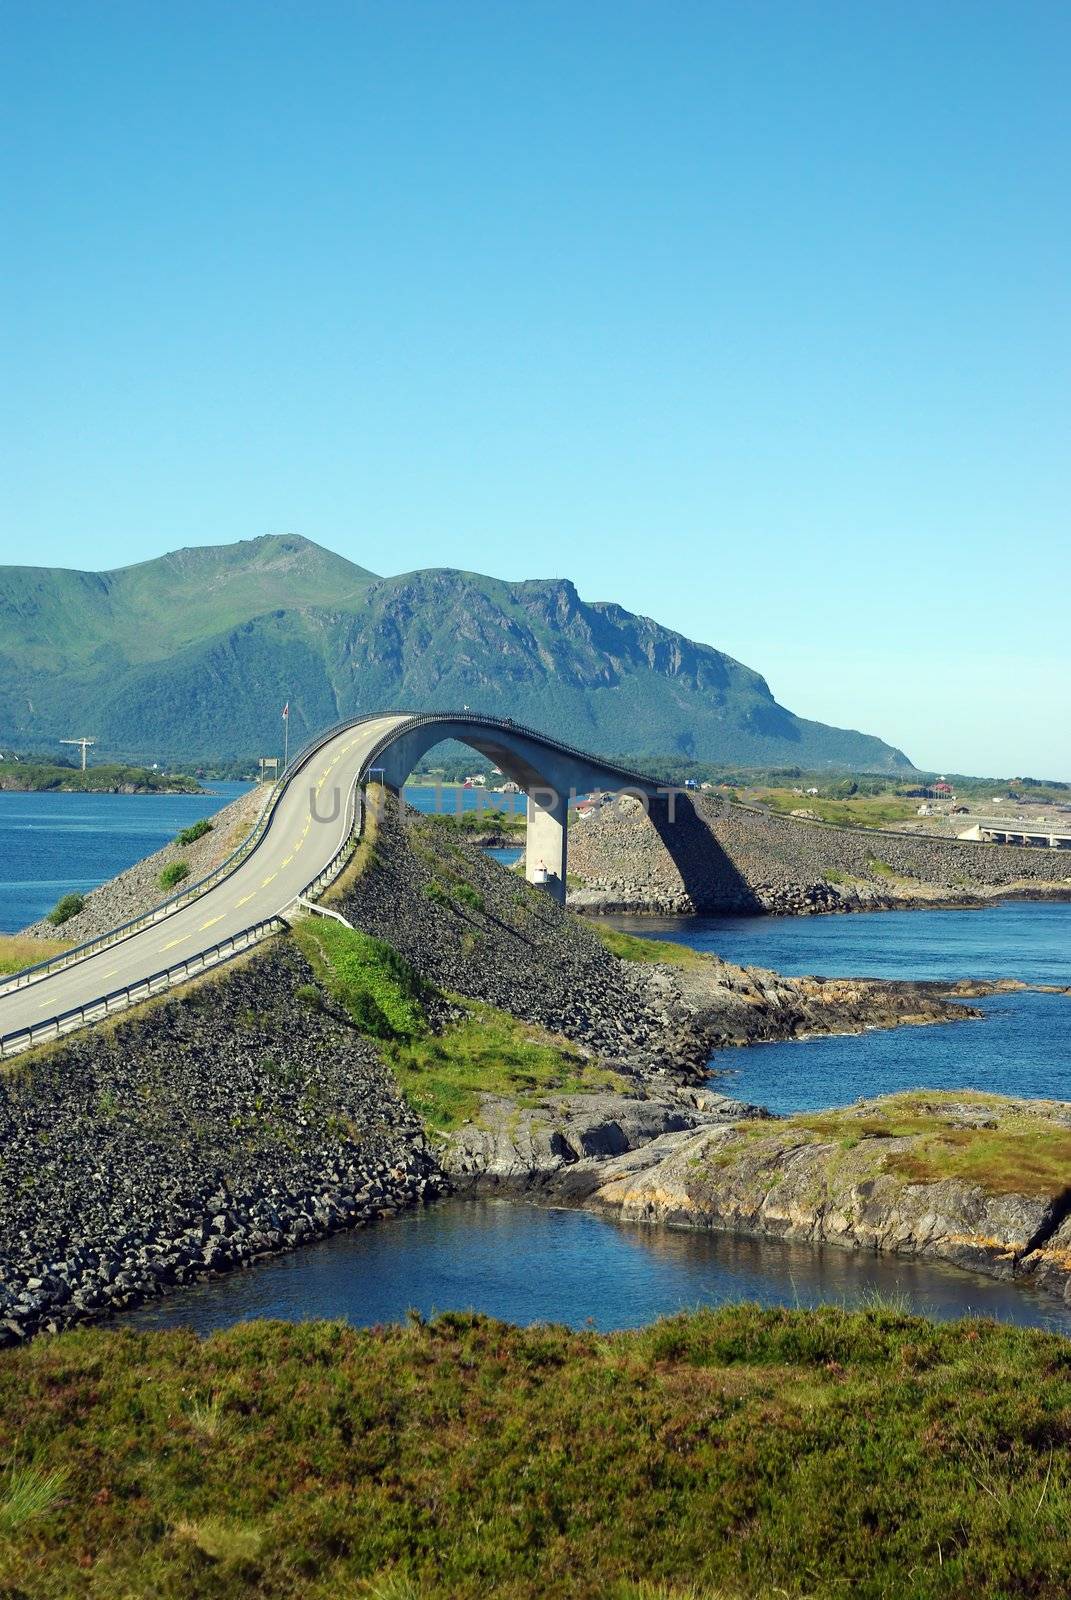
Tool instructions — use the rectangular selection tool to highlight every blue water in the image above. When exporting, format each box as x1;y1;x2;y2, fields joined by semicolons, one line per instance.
8;791;1070;1333
403;785;527;818
486;846;524;867
0;782;253;931
604;904;1071;1114
126;1198;1071;1338
606;902;1071;986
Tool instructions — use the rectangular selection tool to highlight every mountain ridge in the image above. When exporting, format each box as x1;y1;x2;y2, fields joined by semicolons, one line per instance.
0;535;913;771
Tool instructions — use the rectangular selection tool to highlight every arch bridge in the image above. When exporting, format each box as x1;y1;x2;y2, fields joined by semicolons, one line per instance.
0;711;672;1056
367;711;668;902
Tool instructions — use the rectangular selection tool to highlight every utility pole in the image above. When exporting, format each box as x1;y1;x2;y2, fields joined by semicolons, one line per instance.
282;701;290;771
61;737;96;771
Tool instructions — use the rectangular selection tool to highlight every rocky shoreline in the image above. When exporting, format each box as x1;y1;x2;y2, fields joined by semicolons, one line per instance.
3;789;1068;1343
532;1091;1071;1309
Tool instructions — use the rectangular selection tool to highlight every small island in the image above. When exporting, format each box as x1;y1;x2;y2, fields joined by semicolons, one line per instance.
0;760;202;795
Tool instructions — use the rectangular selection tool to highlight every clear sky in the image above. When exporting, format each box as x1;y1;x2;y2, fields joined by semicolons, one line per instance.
4;1;1068;777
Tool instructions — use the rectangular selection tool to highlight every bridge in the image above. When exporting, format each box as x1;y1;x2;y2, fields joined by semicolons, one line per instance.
955;821;1071;849
0;712;667;1058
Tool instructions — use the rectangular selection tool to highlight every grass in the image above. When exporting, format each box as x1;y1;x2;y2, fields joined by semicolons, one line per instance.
587;922;708;969
0;935;70;975
292;918;427;1041
757;788;920;828
0;1460;69;1535
388;1001;627;1133
45;892;84;927
3;1306;1071;1596
774;1093;1071;1200
424;808;526;838
175;818;213;846
292;915;622;1131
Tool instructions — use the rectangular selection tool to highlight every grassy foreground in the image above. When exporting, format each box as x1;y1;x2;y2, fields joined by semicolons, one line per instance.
2;1306;1071;1597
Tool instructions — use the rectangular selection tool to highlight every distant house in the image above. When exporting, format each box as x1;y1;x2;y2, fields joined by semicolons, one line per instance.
917;803;933;816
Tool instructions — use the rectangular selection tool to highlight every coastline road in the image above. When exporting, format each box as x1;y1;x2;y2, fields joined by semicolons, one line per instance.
0;714;408;1047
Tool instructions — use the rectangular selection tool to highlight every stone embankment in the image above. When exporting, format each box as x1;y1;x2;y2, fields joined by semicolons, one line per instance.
553;1091;1071;1307
21;785;270;947
568;794;1071;915
0;942;441;1345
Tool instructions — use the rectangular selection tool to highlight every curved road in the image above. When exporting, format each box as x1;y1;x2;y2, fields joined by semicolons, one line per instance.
0;713;406;1048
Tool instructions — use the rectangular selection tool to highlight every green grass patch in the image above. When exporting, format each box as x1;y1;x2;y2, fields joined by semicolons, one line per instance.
158;860;190;891
292;918;426;1041
587;921;708;969
3;1307;1071;1596
45;892;85;927
424;808;525;838
867;856;897;878
790;1093;1071;1199
758;788;920;827
387;1001;626;1133
0;934;71;974
175;818;213;846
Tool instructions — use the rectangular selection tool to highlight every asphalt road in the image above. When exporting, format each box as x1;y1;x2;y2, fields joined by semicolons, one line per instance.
0;713;408;1045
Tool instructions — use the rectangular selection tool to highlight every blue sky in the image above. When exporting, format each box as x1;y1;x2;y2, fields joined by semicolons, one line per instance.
4;1;1068;777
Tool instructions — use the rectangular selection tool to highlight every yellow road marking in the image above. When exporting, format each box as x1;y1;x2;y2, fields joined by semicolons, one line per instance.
236;893;255;907
294;839;304;852
161;934;191;951
282;855;293;867
262;873;277;887
200;915;224;930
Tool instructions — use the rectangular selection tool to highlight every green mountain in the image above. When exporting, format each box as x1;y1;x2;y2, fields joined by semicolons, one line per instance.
0;535;913;772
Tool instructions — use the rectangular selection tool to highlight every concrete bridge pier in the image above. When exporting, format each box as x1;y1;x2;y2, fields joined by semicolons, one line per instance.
526;786;568;904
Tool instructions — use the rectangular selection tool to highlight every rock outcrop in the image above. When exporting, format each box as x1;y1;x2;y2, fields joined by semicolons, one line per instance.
564;1092;1071;1304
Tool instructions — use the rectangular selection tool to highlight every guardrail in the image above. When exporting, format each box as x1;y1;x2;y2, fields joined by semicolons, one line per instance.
728;799;1068;853
0;916;288;1059
0;713;383;999
0;773;368;1060
0;708;662;1058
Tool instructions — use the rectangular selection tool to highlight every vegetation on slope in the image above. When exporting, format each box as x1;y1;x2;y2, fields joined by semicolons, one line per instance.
793;1093;1071;1197
0;536;911;769
0;934;70;975
754;787;921;827
293;916;621;1133
588;921;709;969
0;762;200;794
2;1306;1071;1597
389;1004;627;1133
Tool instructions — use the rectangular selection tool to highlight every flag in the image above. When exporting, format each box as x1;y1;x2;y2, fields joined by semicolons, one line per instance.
282;703;289;720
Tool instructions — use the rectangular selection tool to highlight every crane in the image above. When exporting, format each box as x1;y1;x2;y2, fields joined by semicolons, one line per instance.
60;737;96;771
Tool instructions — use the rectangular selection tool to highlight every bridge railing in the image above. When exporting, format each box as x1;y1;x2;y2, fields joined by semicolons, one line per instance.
358;709;668;794
0;713;383;999
0;774;369;1060
0;916;288;1060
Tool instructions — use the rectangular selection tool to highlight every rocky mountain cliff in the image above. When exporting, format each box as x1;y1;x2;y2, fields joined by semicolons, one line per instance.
0;534;913;770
